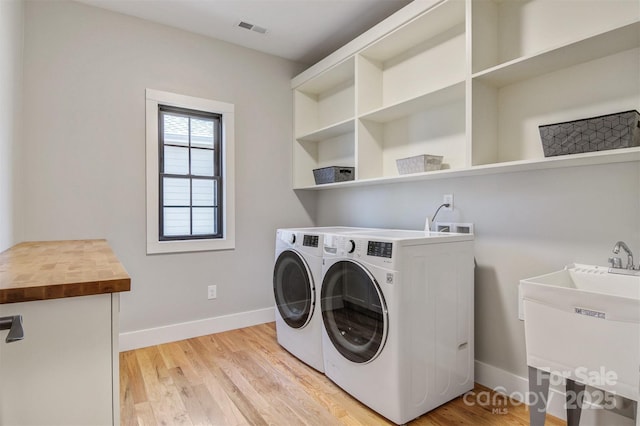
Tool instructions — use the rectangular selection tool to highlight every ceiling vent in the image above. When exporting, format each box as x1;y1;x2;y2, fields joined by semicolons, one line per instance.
237;21;268;35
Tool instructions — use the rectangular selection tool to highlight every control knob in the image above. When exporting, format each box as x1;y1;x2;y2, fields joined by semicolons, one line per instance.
347;239;356;254
289;234;296;244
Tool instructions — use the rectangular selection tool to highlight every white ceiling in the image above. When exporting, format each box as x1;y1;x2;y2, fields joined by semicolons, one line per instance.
75;0;413;65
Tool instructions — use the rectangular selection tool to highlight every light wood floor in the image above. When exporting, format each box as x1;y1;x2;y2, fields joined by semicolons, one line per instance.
120;322;564;425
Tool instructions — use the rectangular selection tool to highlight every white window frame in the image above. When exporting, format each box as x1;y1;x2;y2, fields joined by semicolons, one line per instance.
146;89;235;254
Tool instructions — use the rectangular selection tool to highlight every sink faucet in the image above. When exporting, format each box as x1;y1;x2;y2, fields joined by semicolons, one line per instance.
612;241;634;270
609;241;640;276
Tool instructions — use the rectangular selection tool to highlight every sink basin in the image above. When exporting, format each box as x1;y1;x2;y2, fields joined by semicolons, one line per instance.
519;264;640;400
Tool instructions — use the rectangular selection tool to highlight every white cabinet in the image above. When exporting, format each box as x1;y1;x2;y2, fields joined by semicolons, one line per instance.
292;0;640;189
0;294;120;426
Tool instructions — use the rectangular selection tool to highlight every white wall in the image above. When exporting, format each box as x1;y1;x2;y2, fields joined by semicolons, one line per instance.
21;0;315;338
316;162;640;379
0;0;24;252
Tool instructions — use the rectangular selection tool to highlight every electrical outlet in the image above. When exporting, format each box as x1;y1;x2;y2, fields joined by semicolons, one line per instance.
435;222;474;234
443;194;453;211
208;285;217;300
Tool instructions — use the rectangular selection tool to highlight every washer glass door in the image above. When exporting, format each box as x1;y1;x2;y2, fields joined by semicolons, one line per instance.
321;260;388;363
273;250;315;329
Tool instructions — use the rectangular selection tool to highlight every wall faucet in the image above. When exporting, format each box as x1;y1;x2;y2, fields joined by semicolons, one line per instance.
612;241;635;270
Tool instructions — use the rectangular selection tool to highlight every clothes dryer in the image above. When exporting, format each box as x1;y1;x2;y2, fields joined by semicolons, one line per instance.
320;229;475;424
273;227;374;372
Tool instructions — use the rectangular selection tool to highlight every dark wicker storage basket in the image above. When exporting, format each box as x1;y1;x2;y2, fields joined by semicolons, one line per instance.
539;110;640;157
313;166;355;184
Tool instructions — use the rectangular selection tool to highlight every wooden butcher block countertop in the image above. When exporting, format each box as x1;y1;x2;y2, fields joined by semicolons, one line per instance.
0;239;130;304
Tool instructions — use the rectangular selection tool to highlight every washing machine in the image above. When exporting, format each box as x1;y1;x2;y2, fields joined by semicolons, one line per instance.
320;229;475;424
273;227;374;372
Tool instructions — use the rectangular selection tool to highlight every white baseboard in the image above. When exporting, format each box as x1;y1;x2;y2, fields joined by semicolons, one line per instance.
118;307;275;352
475;360;567;421
474;360;635;426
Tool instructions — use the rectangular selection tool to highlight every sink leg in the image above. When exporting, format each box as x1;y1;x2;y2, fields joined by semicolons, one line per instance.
565;379;586;426
528;366;550;426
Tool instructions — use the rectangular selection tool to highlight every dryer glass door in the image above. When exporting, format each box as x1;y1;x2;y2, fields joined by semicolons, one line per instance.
321;260;388;364
273;250;315;329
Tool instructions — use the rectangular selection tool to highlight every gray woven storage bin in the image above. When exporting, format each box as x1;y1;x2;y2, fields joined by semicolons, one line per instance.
313;166;354;184
539;110;640;157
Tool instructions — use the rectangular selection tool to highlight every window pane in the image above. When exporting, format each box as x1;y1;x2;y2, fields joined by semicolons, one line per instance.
191;118;214;148
191;148;214;176
163;146;188;175
163;207;190;236
156;103;224;243
192;179;215;206
163;114;189;146
193;207;215;235
163;177;190;206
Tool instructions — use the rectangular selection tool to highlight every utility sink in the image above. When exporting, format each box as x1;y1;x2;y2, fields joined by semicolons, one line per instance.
519;264;640;401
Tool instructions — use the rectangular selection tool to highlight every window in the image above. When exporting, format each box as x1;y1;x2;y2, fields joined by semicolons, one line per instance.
146;89;235;254
159;106;221;240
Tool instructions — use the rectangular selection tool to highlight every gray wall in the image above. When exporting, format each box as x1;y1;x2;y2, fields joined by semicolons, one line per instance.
0;0;23;252
21;0;315;333
316;162;640;378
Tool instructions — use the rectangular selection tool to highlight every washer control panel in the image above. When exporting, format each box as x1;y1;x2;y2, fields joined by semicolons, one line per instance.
367;241;393;258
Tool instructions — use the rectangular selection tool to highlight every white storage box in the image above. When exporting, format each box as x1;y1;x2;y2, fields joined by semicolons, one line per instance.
396;154;443;174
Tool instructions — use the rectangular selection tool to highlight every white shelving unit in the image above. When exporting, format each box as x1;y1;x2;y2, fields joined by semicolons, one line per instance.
292;0;640;189
293;57;356;187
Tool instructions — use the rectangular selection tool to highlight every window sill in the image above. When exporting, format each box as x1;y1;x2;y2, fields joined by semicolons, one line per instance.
146;238;235;255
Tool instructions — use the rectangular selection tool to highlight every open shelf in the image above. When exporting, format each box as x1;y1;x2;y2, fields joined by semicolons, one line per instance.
471;47;639;166
297;58;355;95
470;0;639;74
296;118;355;142
358;97;466;180
359;81;464;123
292;0;640;190
357;0;465;114
293;130;355;188
294;148;640;190
473;21;640;88
361;0;464;62
294;57;355;137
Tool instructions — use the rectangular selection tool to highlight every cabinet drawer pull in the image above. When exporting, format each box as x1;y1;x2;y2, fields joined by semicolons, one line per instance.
0;315;24;343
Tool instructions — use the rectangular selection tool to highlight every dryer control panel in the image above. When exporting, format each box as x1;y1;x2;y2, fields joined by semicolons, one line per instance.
325;235;396;268
277;229;323;257
303;234;319;247
324;235;361;257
